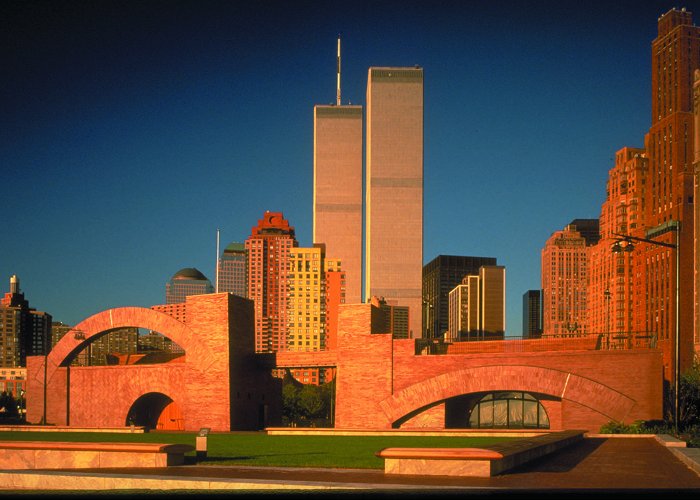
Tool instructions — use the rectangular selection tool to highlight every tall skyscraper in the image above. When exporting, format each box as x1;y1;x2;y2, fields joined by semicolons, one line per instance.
246;211;297;353
0;275;51;367
313;104;363;306
522;290;543;339
640;7;698;378
586;8;699;382
422;255;498;339
165;268;213;304
218;242;247;298
694;68;700;353
541;224;590;335
365;66;424;338
447;266;505;341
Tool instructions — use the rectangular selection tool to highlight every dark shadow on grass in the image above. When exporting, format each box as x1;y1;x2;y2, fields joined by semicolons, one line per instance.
503;437;606;474
186;452;326;466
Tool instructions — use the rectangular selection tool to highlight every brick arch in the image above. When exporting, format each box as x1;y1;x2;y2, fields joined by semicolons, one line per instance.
379;365;636;425
43;306;211;384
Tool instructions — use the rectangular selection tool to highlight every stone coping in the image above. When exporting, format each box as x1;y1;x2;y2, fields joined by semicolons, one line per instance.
377;447;503;460
585;433;687;447
0;441;193;454
0;425;145;433
265;427;546;437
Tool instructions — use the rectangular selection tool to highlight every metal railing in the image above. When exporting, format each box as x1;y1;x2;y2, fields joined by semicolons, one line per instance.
415;332;657;355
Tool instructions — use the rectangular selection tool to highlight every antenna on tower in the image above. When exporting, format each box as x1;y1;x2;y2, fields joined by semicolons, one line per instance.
336;35;341;106
215;228;220;293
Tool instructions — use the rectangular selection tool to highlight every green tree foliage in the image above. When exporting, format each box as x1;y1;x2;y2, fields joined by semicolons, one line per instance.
600;357;700;446
281;372;335;427
0;391;18;419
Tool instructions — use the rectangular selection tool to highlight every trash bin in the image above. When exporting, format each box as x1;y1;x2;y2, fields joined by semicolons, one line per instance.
196;428;210;459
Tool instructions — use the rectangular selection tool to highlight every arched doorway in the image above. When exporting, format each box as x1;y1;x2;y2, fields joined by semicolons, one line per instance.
126;392;182;430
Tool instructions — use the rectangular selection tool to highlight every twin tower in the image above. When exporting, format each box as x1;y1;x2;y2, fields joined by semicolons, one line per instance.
313;64;424;337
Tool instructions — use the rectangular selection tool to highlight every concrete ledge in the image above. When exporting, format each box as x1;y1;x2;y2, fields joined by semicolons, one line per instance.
266;427;546;437
585;433;687;448
0;441;194;469
669;447;700;477
376;429;585;477
0;425;145;433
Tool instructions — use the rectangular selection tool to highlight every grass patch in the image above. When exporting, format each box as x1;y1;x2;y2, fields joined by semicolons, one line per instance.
0;431;516;469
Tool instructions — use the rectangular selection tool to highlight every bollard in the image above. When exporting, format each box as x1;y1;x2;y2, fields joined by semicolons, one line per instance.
196;427;210;459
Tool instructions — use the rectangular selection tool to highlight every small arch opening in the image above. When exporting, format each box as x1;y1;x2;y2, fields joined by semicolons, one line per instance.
125;392;182;430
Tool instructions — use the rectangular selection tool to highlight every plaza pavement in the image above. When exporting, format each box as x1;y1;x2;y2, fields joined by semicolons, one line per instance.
1;435;700;493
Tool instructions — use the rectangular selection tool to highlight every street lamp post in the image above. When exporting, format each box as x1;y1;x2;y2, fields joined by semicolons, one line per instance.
612;226;680;435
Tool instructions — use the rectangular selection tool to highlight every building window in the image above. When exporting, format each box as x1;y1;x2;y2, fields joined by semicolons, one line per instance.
468;392;549;429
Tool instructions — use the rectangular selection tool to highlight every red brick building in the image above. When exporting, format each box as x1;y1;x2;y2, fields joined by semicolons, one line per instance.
585;8;699;384
27;297;662;432
245;211;297;353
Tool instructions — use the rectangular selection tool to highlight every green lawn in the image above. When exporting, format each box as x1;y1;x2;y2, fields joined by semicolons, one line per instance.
0;431;516;469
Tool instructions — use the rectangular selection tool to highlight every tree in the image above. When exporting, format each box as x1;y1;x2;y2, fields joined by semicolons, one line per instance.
0;391;18;419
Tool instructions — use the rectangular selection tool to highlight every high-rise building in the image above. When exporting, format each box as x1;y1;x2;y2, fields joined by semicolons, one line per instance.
369;296;410;339
323;257;345;352
694;69;700;354
447;266;505;341
586;8;699;382
365;66;424;338
568;219;600;246
587;148;647;337
448;275;480;342
640;7;698;379
480;265;506;337
218;242;247;298
287;245;325;352
165;268;213;304
541;225;590;335
246;211;298;353
522;290;543;339
313;104;363;306
0;275;51;367
422;255;498;339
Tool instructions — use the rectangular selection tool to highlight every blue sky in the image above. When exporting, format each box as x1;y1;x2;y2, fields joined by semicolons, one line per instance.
2;0;696;335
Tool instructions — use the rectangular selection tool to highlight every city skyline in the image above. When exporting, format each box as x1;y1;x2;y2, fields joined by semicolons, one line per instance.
3;0;694;334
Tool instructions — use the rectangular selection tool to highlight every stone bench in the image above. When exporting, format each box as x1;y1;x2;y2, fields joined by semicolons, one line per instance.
0;441;194;469
376;429;585;477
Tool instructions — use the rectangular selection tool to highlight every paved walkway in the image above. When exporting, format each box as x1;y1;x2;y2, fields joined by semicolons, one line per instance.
2;436;700;493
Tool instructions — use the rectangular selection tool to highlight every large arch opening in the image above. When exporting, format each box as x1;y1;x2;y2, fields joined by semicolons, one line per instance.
60;328;184;367
125;392;181;430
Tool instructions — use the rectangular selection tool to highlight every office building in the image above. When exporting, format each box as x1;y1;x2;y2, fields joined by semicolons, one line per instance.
287;245;325;352
246;211;297;353
522;290;543;339
369;296;410;339
218;242;247;298
422;255;498;339
568;219;600;246
541;224;589;335
447;266;505;341
0;275;51;367
587;148;647;336
313;104;363;306
323;257;345;352
165;268;213;304
365;66;424;338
